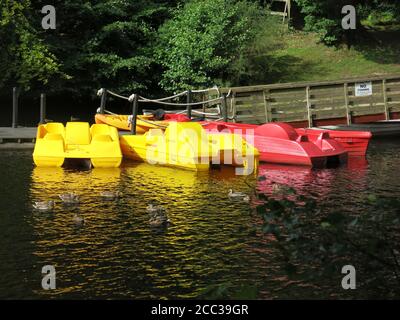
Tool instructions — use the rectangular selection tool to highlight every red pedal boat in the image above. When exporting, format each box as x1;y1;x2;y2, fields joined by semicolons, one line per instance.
295;128;371;157
168;114;371;157
199;121;371;158
95;112;371;163
201;122;348;167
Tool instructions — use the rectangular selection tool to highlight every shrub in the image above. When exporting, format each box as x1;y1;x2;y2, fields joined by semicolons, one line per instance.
156;0;269;92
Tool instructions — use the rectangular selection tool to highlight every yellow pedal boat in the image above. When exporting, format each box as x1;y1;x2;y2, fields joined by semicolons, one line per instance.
33;122;122;168
120;122;259;173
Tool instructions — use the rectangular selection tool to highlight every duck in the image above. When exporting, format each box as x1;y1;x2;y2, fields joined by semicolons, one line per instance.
271;183;292;194
149;216;171;227
100;191;123;199
146;203;165;214
149;211;171;227
59;192;80;204
72;213;85;226
228;189;248;199
33;200;55;211
147;205;171;227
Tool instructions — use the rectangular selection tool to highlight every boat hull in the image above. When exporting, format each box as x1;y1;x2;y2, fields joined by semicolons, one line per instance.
95;112;367;163
201;122;348;168
296;128;372;157
120;122;259;173
33;122;122;168
318;122;400;138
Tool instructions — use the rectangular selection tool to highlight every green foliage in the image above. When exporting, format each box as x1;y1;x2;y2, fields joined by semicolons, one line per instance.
256;183;400;297
2;0;275;96
155;0;270;92
3;0;399;98
0;0;62;89
359;1;400;28
294;0;400;45
29;0;177;96
294;0;351;46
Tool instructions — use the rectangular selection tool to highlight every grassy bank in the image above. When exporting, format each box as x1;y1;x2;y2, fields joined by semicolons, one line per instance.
264;29;400;84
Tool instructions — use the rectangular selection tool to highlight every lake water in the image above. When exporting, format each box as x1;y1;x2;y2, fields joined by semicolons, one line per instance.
1;139;400;299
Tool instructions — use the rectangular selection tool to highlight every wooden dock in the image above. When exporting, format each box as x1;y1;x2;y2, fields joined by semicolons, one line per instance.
210;74;400;128
0;127;36;149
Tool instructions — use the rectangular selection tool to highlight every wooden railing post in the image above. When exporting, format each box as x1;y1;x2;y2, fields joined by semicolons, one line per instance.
130;94;139;135
231;92;236;122
306;86;313;127
344;83;351;125
186;89;192;119
99;88;107;114
202;92;207;120
40;93;46;124
263;90;271;123
383;79;390;120
221;93;228;122
12;87;19;128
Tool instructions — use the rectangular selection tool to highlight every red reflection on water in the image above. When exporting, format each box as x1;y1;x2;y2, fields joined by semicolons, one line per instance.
256;157;368;198
347;157;369;170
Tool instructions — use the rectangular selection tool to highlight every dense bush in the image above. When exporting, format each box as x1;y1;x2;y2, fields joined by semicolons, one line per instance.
0;0;62;89
1;0;179;96
31;0;178;96
294;0;400;46
256;181;400;298
155;0;270;92
3;0;399;97
293;0;356;46
359;1;400;27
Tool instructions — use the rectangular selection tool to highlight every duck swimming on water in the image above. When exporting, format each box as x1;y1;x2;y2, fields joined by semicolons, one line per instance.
33;200;55;211
100;191;123;200
271;183;293;194
147;205;171;227
59;193;80;204
228;189;250;201
149;214;171;227
72;213;84;226
146;203;165;214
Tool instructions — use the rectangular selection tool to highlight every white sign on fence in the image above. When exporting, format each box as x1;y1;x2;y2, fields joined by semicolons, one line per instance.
355;82;373;97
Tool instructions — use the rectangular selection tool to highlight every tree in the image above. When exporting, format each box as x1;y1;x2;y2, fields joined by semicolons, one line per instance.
293;0;356;46
0;0;61;90
27;0;179;97
155;0;269;92
294;0;400;46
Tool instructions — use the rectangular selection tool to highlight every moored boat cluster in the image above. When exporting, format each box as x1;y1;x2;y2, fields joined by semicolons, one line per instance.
32;110;372;172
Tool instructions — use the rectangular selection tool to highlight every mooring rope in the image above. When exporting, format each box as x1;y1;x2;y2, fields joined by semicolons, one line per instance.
97;87;231;102
96;107;118;115
137;96;222;106
191;88;214;93
164;110;187;114
138;91;187;102
192;109;220;116
106;90;130;101
97;87;231;119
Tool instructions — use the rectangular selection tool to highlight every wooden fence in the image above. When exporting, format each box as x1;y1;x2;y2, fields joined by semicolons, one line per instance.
215;74;400;127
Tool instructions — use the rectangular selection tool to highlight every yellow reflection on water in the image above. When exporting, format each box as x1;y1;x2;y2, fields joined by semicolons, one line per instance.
29;163;255;298
31;166;122;197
